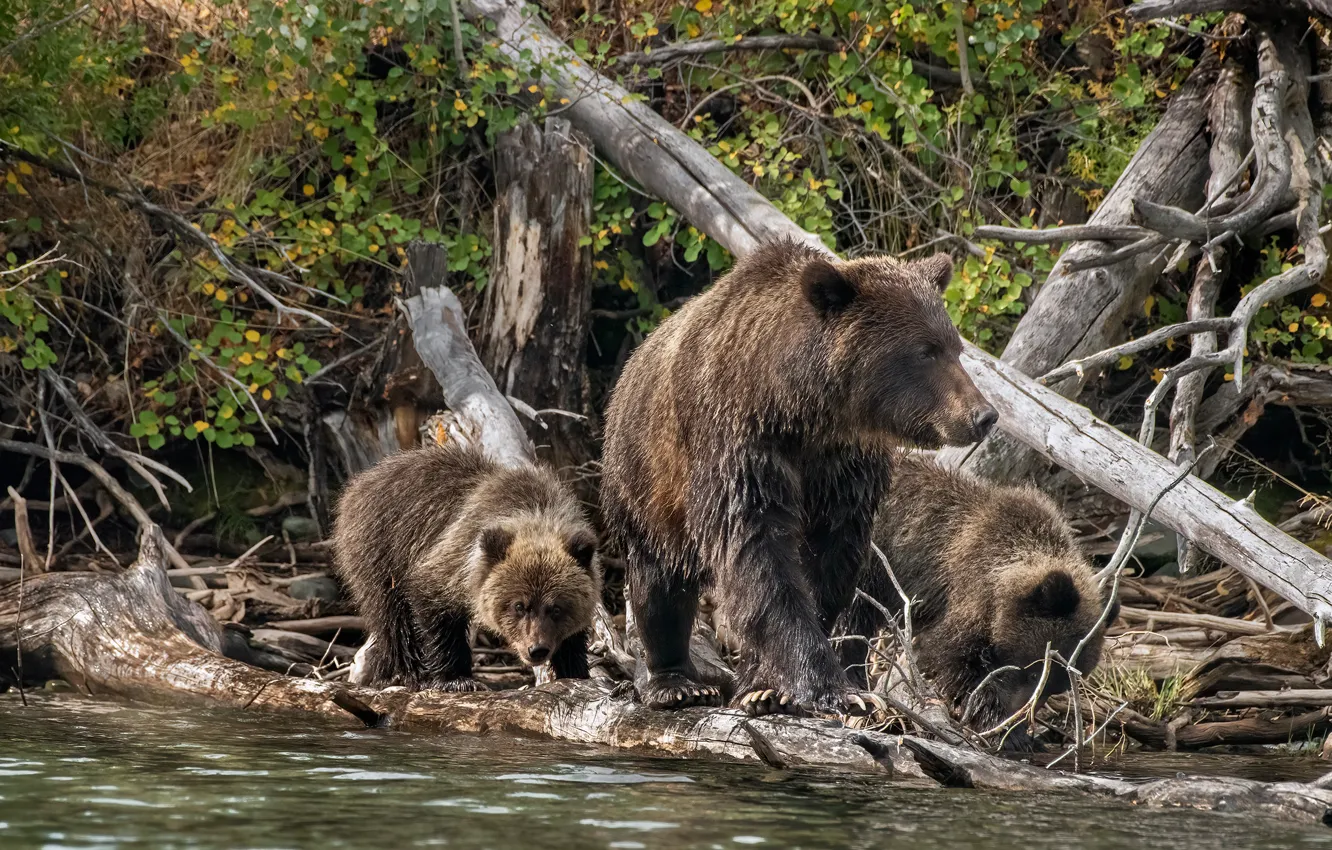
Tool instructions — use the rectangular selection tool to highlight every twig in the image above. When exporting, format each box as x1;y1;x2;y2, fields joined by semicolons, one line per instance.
615;34;840;68
1039;318;1232;385
447;0;469;77
972;224;1153;244
40;369;193;507
155;310;277;443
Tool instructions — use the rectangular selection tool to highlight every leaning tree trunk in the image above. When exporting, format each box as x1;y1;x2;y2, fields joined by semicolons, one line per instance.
936;53;1215;482
481;117;596;477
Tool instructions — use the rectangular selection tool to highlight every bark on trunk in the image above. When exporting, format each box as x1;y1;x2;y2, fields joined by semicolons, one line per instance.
482;118;596;474
7;530;1332;827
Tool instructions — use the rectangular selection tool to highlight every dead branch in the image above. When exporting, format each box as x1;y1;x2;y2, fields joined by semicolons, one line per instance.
973;224;1154;244
5;488;43;575
615;34;841;67
1127;0;1332;20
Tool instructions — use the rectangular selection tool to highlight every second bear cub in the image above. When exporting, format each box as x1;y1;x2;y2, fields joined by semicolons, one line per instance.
839;453;1115;739
332;443;600;691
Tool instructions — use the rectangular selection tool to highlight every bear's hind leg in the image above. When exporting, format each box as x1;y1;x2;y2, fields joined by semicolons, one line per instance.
628;546;721;709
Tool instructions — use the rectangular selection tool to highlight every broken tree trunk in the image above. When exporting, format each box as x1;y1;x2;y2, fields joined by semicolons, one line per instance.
7;528;1332;827
459;0;1332;627
482;117;596;475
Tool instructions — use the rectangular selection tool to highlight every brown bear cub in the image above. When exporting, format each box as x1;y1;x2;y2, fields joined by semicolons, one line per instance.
839;453;1116;744
601;239;996;717
332;443;600;691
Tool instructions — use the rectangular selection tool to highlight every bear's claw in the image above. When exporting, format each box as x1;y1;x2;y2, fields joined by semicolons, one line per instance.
737;688;887;718
640;673;723;710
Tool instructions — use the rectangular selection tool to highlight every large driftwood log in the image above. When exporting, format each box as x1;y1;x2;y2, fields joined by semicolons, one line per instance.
7;529;1332;827
482;117;595;474
459;0;1332;626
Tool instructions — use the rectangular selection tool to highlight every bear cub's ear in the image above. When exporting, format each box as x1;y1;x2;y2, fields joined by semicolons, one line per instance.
914;253;954;292
1019;571;1080;620
565;529;598;572
480;526;515;564
802;258;857;315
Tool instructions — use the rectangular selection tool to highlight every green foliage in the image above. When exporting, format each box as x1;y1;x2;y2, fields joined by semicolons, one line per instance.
0;0;1273;453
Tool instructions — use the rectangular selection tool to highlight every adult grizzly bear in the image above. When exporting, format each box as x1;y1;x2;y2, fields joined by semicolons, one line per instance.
839;453;1115;744
601;239;996;716
333;444;600;690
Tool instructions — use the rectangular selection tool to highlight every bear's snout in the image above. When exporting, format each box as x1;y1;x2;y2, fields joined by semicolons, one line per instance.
971;405;998;441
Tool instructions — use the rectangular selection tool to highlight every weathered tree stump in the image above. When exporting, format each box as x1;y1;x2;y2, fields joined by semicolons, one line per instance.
482;117;596;475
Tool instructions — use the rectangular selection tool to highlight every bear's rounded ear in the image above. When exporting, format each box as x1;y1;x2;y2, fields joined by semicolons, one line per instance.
802;257;856;315
480;526;515;564
565;529;597;572
915;253;954;292
1019;571;1080;620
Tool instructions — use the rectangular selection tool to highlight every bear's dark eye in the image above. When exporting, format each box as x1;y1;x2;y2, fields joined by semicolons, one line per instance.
916;346;938;363
512;601;526;615
547;605;562;619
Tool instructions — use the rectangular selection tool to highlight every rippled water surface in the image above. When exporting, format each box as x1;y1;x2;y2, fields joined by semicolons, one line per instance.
2;691;1331;849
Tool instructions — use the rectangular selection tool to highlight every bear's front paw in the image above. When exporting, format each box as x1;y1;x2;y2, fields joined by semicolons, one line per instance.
639;672;723;710
736;688;805;717
813;688;887;717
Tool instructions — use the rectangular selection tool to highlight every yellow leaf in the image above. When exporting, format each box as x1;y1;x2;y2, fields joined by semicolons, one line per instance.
277;348;290;359
1289;322;1299;332
248;383;259;393
245;330;260;343
1313;293;1327;308
238;352;253;365
1117;355;1133;370
266;79;278;92
262;389;272;401
255;350;267;360
303;184;315;196
695;0;712;11
193;421;210;433
753;164;765;176
17;162;32;176
1223;372;1235;382
454;98;468;111
0;336;15;353
1151;368;1164;383
202;282;216;295
845;92;857;105
1143;294;1155;317
528;85;539;93
215;289;228;302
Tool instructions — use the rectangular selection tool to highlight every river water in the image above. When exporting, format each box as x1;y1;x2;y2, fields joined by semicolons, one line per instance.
2;691;1330;849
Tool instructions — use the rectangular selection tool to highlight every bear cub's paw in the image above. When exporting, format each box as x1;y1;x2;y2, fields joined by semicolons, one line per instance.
737;687;886;718
639;672;724;710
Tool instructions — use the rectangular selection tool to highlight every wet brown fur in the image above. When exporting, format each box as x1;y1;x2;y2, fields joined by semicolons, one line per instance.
332;443;600;690
839;453;1115;744
600;239;996;713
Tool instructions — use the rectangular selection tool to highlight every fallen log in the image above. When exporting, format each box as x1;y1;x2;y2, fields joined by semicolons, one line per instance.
1197;691;1332;709
458;0;1332;627
8;527;1332;826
